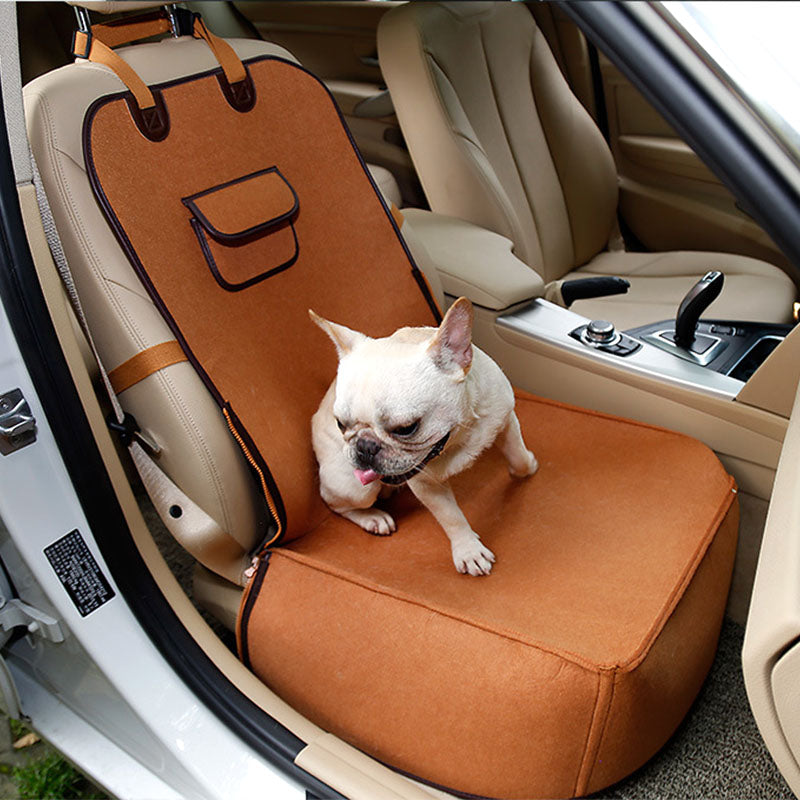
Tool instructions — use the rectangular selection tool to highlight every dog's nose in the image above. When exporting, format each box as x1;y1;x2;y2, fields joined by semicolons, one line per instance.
356;436;381;465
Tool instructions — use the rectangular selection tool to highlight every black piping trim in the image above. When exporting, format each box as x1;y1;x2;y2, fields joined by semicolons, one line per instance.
182;166;299;242
82;78;289;541
82;53;441;546
190;216;299;293
0;92;341;800
237;552;271;670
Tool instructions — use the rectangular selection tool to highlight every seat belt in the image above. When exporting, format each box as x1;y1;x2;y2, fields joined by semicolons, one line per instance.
0;2;251;586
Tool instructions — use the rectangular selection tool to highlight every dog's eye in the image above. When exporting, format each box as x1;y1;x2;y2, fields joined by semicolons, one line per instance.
391;420;420;437
335;418;346;433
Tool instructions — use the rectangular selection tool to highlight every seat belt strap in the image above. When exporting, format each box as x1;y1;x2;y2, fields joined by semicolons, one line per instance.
29;158;251;586
1;3;253;584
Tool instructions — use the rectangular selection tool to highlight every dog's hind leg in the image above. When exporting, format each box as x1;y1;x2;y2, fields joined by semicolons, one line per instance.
500;411;538;478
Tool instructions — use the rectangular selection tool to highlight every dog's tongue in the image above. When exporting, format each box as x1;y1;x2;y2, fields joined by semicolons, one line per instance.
354;468;381;486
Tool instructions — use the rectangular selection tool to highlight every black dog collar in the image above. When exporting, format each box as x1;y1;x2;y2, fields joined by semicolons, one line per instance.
379;431;451;486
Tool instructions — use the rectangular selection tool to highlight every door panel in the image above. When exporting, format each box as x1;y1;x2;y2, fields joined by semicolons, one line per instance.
233;1;424;205
531;4;792;274
600;56;792;273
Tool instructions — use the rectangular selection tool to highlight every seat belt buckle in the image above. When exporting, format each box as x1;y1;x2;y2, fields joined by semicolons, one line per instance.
107;411;161;453
106;411;140;448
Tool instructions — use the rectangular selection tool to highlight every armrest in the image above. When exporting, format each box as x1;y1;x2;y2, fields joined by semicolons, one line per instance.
401;208;544;310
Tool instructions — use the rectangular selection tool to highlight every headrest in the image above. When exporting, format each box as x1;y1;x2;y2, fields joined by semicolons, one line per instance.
66;1;165;13
438;2;497;20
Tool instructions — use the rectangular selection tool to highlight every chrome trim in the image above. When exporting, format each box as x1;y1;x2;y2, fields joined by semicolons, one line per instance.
496;299;743;400
642;329;727;367
580;328;621;349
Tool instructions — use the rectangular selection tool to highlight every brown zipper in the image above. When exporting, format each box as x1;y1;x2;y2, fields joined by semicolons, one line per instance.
223;407;283;551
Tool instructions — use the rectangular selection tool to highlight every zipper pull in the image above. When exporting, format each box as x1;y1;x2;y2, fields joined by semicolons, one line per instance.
243;554;261;582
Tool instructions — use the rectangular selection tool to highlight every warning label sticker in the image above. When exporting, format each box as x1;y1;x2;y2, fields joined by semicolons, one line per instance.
44;530;115;617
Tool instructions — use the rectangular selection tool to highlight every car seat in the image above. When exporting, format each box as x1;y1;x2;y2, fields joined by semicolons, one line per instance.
24;4;738;797
377;1;796;329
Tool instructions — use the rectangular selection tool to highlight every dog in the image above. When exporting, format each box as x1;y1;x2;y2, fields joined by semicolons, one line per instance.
310;297;537;575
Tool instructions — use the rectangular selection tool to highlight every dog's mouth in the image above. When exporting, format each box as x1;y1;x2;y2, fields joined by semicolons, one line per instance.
354;432;451;486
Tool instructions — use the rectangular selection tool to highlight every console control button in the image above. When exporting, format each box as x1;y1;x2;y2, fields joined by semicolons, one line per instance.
585;319;617;345
709;324;734;336
569;325;641;356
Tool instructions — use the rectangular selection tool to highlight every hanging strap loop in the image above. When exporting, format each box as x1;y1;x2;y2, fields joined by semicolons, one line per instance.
71;8;249;112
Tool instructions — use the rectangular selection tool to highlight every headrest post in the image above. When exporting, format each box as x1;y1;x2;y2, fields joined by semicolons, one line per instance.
74;6;91;34
166;4;188;38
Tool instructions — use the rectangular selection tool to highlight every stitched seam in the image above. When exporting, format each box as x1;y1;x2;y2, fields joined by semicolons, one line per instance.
619;486;736;671
43;91;241;540
418;37;525;256
423;50;519;223
528;29;586;271
476;20;545;271
272;547;603;671
576;669;617;795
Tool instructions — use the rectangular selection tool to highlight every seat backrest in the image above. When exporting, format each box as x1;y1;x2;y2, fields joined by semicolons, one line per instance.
24;9;440;583
378;1;619;284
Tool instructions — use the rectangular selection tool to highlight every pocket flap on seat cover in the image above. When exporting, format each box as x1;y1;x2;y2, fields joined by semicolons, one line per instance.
183;167;299;241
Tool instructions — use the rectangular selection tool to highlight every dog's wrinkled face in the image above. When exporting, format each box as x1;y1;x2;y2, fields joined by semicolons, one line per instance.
311;300;474;483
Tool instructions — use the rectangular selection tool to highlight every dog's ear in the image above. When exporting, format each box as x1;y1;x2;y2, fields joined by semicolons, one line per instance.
428;297;473;377
309;310;367;358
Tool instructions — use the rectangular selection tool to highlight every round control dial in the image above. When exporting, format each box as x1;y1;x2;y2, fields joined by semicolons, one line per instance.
586;320;617;343
582;320;620;347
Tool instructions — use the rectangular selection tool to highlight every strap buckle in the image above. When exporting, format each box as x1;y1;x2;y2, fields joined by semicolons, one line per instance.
106;412;160;453
71;29;92;60
106;411;140;448
166;5;195;38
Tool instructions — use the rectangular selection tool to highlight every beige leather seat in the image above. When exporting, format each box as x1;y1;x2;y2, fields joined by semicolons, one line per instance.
23;3;439;619
377;2;797;329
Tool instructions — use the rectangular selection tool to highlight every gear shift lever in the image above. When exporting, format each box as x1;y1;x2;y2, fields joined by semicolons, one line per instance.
674;271;724;348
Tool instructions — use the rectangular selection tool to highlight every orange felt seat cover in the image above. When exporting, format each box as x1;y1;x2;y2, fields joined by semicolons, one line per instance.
82;54;738;800
238;394;737;799
83;56;440;546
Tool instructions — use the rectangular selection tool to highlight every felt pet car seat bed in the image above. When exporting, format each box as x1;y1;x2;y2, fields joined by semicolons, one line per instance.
66;9;736;798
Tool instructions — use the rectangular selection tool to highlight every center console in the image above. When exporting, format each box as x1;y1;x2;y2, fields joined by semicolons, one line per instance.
497;270;794;399
496;299;748;400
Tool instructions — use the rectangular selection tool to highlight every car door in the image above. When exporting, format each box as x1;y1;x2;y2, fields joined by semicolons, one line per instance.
233;1;424;206
530;2;793;275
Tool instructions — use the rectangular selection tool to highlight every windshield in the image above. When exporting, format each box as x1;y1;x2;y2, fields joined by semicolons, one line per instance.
663;1;800;159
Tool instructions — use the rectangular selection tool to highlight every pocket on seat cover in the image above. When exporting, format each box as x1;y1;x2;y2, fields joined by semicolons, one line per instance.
183;166;299;291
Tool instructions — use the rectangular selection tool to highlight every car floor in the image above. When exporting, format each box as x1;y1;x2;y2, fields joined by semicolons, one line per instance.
142;490;792;799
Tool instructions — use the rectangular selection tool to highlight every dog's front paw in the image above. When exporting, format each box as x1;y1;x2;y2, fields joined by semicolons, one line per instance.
344;507;397;536
510;450;538;478
452;535;495;576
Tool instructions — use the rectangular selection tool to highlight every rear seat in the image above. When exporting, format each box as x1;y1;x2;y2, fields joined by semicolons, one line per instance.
23;4;739;798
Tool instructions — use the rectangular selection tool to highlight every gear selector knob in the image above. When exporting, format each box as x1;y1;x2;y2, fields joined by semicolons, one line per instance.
674;271;724;348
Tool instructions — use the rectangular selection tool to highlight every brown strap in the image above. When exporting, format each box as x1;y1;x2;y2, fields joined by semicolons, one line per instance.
390;203;404;229
73;10;247;110
191;16;247;86
74;30;157;109
91;13;171;49
108;341;188;394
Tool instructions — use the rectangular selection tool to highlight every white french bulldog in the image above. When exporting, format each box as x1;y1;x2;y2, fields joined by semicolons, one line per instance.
310;297;537;576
